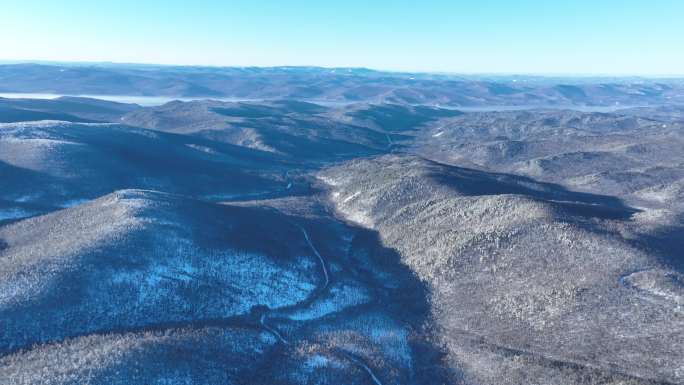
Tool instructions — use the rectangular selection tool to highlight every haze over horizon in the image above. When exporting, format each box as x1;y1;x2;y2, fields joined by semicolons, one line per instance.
2;0;684;76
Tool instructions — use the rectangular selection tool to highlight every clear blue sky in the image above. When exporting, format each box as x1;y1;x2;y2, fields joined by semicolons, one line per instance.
2;0;683;75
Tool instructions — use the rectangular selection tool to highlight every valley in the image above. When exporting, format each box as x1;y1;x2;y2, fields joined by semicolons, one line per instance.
0;67;683;384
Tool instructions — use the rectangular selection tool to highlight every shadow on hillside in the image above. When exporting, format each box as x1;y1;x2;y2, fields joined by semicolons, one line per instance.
352;225;463;383
279;207;464;384
424;157;639;220
630;214;684;272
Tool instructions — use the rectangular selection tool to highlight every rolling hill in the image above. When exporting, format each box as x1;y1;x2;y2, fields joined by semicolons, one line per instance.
1;81;683;384
321;155;683;385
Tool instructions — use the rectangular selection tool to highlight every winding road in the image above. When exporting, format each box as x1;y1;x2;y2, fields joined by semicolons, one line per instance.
259;313;289;344
339;351;384;385
297;224;330;289
258;216;383;385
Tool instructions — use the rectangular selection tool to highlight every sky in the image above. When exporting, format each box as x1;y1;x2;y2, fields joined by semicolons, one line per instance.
2;0;684;75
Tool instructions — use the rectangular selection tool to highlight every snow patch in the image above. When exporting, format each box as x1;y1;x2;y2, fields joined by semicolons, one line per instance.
13;195;38;203
318;175;340;187
61;199;91;208
343;191;361;203
186;143;217;154
287;282;370;321
0;208;31;221
303;354;344;370
345;209;375;228
622;269;684;306
1;137;82;147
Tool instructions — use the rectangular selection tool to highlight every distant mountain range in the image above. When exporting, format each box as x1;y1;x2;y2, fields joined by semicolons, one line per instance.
2;63;684;106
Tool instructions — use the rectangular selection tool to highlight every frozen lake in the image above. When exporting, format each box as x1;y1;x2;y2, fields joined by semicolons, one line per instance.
0;93;260;106
0;92;644;111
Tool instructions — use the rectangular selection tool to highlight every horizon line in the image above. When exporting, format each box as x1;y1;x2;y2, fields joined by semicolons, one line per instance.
2;59;684;79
